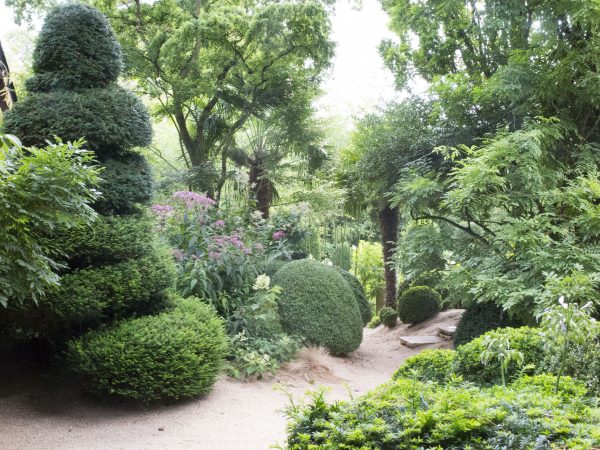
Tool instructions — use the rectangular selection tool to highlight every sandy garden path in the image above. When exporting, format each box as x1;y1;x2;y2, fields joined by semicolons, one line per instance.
0;310;463;450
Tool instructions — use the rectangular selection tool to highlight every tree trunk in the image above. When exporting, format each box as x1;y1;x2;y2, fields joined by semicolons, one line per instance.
248;158;273;219
0;39;17;112
379;204;399;308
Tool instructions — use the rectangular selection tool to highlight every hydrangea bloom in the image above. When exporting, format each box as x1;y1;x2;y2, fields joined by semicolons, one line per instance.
253;274;270;291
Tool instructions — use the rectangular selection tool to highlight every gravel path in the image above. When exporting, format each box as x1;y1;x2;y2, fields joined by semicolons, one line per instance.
0;310;463;450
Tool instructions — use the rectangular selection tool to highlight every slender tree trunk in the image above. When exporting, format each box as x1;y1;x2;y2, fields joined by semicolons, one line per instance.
248;157;273;219
0;39;17;112
379;204;399;308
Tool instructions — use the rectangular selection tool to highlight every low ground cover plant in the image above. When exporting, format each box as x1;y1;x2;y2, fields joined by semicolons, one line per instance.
284;375;600;449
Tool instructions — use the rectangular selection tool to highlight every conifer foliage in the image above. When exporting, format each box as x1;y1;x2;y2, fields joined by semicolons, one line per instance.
1;3;173;337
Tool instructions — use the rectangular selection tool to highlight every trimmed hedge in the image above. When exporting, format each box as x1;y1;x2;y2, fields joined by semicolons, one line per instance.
397;285;440;324
51;214;155;269
3;87;152;152
94;152;154;213
379;306;397;328
454;301;522;347
392;349;456;383
0;250;175;337
285;376;599;449
337;268;372;326
67;298;228;402
455;326;545;385
26;4;123;92
273;259;363;354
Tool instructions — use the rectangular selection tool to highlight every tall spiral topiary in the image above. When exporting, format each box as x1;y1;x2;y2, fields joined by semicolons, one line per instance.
1;4;173;338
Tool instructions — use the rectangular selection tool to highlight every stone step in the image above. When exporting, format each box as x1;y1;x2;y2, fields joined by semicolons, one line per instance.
399;335;445;349
437;325;456;337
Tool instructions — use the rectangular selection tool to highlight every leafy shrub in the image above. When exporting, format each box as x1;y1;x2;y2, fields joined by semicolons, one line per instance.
67;298;228;402
272;259;363;355
541;321;600;397
0;135;100;306
284;377;600;449
392;349;456;383
454;301;522;347
379;306;397;328
455;326;545;385
336;268;372;326
227;332;301;379
397;285;440;324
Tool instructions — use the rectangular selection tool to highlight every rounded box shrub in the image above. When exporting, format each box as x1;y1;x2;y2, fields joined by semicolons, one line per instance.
379;306;398;328
272;259;363;355
455;326;545;385
337;268;372;326
393;349;456;383
397;286;440;324
454;301;522;347
67;298;228;402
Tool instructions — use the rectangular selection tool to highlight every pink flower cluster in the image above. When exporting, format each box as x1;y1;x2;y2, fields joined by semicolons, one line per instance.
208;233;252;259
272;230;286;241
172;191;216;209
151;204;175;217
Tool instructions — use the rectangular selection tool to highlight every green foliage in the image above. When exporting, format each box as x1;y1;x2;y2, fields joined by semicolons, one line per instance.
455;327;545;385
392;349;456;383
25;3;123;92
454;302;522;347
397;286;440;324
379;306;397;328
336;268;372;326
541;297;597;393
0;135;100;306
542;322;600;397
51;214;155;269
67;298;228;402
330;244;352;271
227;332;301;380
273;259;363;355
367;315;381;329
90;0;334;194
480;334;525;387
351;240;385;299
3;87;152;153
0;250;175;337
94;152;153;213
284;376;600;449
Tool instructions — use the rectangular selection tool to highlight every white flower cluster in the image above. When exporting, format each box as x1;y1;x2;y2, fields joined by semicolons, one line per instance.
253;274;270;291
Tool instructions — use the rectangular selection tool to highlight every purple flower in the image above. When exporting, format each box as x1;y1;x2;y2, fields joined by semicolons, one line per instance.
151;204;175;217
272;231;286;241
253;243;264;251
214;219;226;228
172;191;216;209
